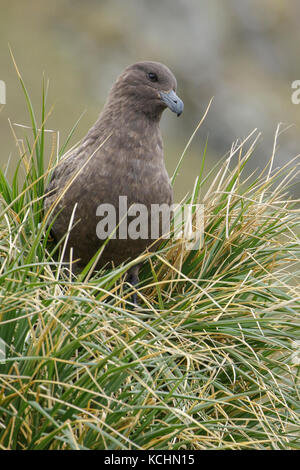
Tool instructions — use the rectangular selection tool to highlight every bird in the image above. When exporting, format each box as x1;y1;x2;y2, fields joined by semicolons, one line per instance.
44;61;184;302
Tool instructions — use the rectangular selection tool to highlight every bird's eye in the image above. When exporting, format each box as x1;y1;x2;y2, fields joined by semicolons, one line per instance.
148;72;158;82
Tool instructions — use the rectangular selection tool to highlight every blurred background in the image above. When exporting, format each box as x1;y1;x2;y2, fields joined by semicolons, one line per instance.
0;0;300;200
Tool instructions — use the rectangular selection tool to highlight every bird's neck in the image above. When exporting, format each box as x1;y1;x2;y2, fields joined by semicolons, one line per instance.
104;96;163;126
90;101;163;154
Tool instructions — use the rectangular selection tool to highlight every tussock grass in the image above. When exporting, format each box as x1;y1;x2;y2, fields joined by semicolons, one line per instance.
0;67;299;450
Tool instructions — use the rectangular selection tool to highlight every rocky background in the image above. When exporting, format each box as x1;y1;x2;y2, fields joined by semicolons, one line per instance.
1;0;299;199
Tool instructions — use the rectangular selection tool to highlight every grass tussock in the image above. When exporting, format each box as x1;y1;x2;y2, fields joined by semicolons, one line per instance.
0;67;299;450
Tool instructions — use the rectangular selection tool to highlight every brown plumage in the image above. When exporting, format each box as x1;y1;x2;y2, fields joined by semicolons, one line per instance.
44;61;183;296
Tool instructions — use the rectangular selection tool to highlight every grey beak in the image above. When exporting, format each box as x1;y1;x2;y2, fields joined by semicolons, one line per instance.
160;89;184;116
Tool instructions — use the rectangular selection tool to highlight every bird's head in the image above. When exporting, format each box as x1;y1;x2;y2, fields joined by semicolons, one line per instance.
109;61;184;120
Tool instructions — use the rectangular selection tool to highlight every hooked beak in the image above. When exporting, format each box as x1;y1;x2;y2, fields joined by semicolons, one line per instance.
159;89;184;117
